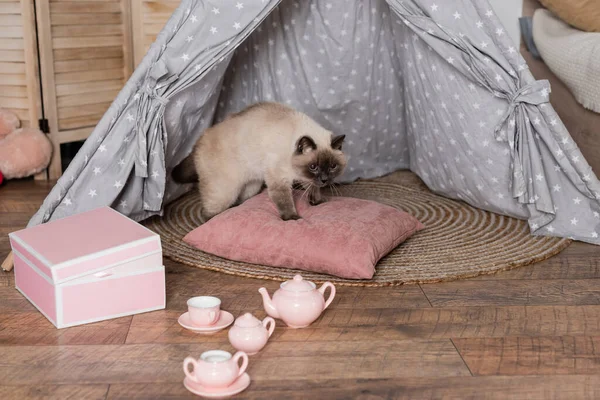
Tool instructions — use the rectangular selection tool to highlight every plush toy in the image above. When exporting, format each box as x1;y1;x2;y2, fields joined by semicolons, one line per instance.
0;108;52;179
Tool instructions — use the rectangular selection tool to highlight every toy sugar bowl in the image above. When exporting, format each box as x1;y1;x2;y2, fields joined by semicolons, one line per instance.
259;274;336;328
228;313;275;355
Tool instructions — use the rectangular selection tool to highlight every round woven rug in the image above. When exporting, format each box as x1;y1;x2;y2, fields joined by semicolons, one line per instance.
144;181;570;286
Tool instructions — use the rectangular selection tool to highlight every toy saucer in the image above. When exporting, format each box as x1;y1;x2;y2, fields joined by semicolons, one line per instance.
178;311;234;334
183;373;251;398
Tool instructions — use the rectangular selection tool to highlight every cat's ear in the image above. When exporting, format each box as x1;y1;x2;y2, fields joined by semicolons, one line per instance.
331;134;346;150
296;136;317;154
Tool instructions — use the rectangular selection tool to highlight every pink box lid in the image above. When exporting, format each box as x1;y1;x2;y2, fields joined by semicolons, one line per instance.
9;207;161;284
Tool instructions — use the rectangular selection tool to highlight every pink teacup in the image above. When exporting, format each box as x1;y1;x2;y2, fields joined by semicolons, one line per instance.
188;296;221;326
183;350;249;388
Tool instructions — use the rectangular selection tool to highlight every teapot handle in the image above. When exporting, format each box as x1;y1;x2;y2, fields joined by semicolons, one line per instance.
262;317;276;337
318;282;336;310
183;357;199;383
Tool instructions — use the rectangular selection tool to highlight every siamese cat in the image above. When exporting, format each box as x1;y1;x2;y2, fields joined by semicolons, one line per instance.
172;102;347;222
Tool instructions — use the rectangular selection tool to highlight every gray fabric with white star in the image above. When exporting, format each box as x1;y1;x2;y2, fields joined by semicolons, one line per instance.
28;0;600;245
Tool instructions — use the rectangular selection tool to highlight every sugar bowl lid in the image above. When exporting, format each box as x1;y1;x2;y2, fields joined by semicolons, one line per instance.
234;313;261;328
280;274;316;292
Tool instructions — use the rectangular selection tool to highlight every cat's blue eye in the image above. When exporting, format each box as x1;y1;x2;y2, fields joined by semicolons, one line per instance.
309;164;318;172
330;164;337;170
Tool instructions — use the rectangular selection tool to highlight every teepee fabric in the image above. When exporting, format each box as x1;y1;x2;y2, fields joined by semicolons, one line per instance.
27;0;600;246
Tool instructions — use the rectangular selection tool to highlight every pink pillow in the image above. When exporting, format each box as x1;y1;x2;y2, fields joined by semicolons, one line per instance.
183;191;424;279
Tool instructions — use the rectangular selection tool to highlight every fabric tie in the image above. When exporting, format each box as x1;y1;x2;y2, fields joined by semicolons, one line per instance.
493;79;551;201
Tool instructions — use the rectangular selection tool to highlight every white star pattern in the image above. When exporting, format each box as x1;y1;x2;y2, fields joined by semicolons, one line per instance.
93;167;101;175
152;170;159;179
571;218;578;226
547;226;555;233
431;3;438;11
186;36;193;43
476;20;483;28
553;184;561;192
126;113;134;122
212;7;219;14
210;26;218;34
88;189;97;198
190;15;197;23
181;53;189;61
573;197;582;205
63;198;72;206
233;22;241;30
592;232;599;238
114;180;123;189
453;11;461;19
235;2;244;9
118;158;126;167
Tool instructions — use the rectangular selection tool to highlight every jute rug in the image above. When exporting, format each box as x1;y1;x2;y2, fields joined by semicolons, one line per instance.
144;180;570;286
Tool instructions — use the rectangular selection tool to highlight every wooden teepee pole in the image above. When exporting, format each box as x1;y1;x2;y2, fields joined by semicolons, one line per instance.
1;251;14;272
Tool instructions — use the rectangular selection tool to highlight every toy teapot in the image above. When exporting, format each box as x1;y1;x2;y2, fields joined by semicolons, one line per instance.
228;313;276;355
258;275;336;328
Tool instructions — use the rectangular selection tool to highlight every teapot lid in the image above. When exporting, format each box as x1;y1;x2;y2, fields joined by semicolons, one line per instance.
234;313;261;328
280;275;316;292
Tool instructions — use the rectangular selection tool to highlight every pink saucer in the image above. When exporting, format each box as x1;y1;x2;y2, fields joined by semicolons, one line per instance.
183;373;251;398
178;310;234;334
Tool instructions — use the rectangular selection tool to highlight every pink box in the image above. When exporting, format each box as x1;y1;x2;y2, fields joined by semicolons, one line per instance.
9;206;165;329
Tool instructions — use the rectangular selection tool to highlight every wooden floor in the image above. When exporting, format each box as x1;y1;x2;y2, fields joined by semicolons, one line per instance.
2;178;600;399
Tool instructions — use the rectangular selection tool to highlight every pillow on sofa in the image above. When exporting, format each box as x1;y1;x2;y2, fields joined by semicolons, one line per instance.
183;191;424;280
539;0;600;32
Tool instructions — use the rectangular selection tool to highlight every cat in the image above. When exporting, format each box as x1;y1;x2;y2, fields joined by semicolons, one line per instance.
172;102;347;222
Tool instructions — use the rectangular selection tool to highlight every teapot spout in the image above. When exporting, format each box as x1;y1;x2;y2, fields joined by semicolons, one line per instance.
258;287;279;319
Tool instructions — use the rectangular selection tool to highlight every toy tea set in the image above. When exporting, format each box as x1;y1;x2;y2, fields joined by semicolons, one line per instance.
180;274;336;398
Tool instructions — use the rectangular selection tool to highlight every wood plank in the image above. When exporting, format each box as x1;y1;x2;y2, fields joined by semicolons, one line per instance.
35;0;61;179
58;102;111;119
50;2;121;14
422;279;600;307
0;49;24;62
57;126;93;144
0;3;20;14
20;0;43;137
51;12;121;26
54;57;123;73
0;384;109;400
58;113;106;130
53;46;123;61
0;61;25;73
0;311;132;345
0;38;24;49
51;24;123;38
130;0;144;66
125;305;600;345
5;106;28;121
58;89;120;107
0;84;27;97
55;68;124;84
0;96;28;108
52;35;124;49
453;336;600;376
0;73;26;85
470;242;600;280
0;25;22;38
56;79;123;96
121;0;133;78
143;23;166;36
0;14;23;26
0;340;468;385
106;376;600;400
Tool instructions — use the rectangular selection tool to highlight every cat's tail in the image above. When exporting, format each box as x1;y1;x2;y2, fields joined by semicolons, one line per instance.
171;154;198;184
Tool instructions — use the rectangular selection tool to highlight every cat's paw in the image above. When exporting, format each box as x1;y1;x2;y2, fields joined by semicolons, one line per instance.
281;213;302;221
309;198;326;206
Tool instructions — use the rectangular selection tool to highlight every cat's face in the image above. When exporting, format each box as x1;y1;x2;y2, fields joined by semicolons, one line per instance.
293;135;347;187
